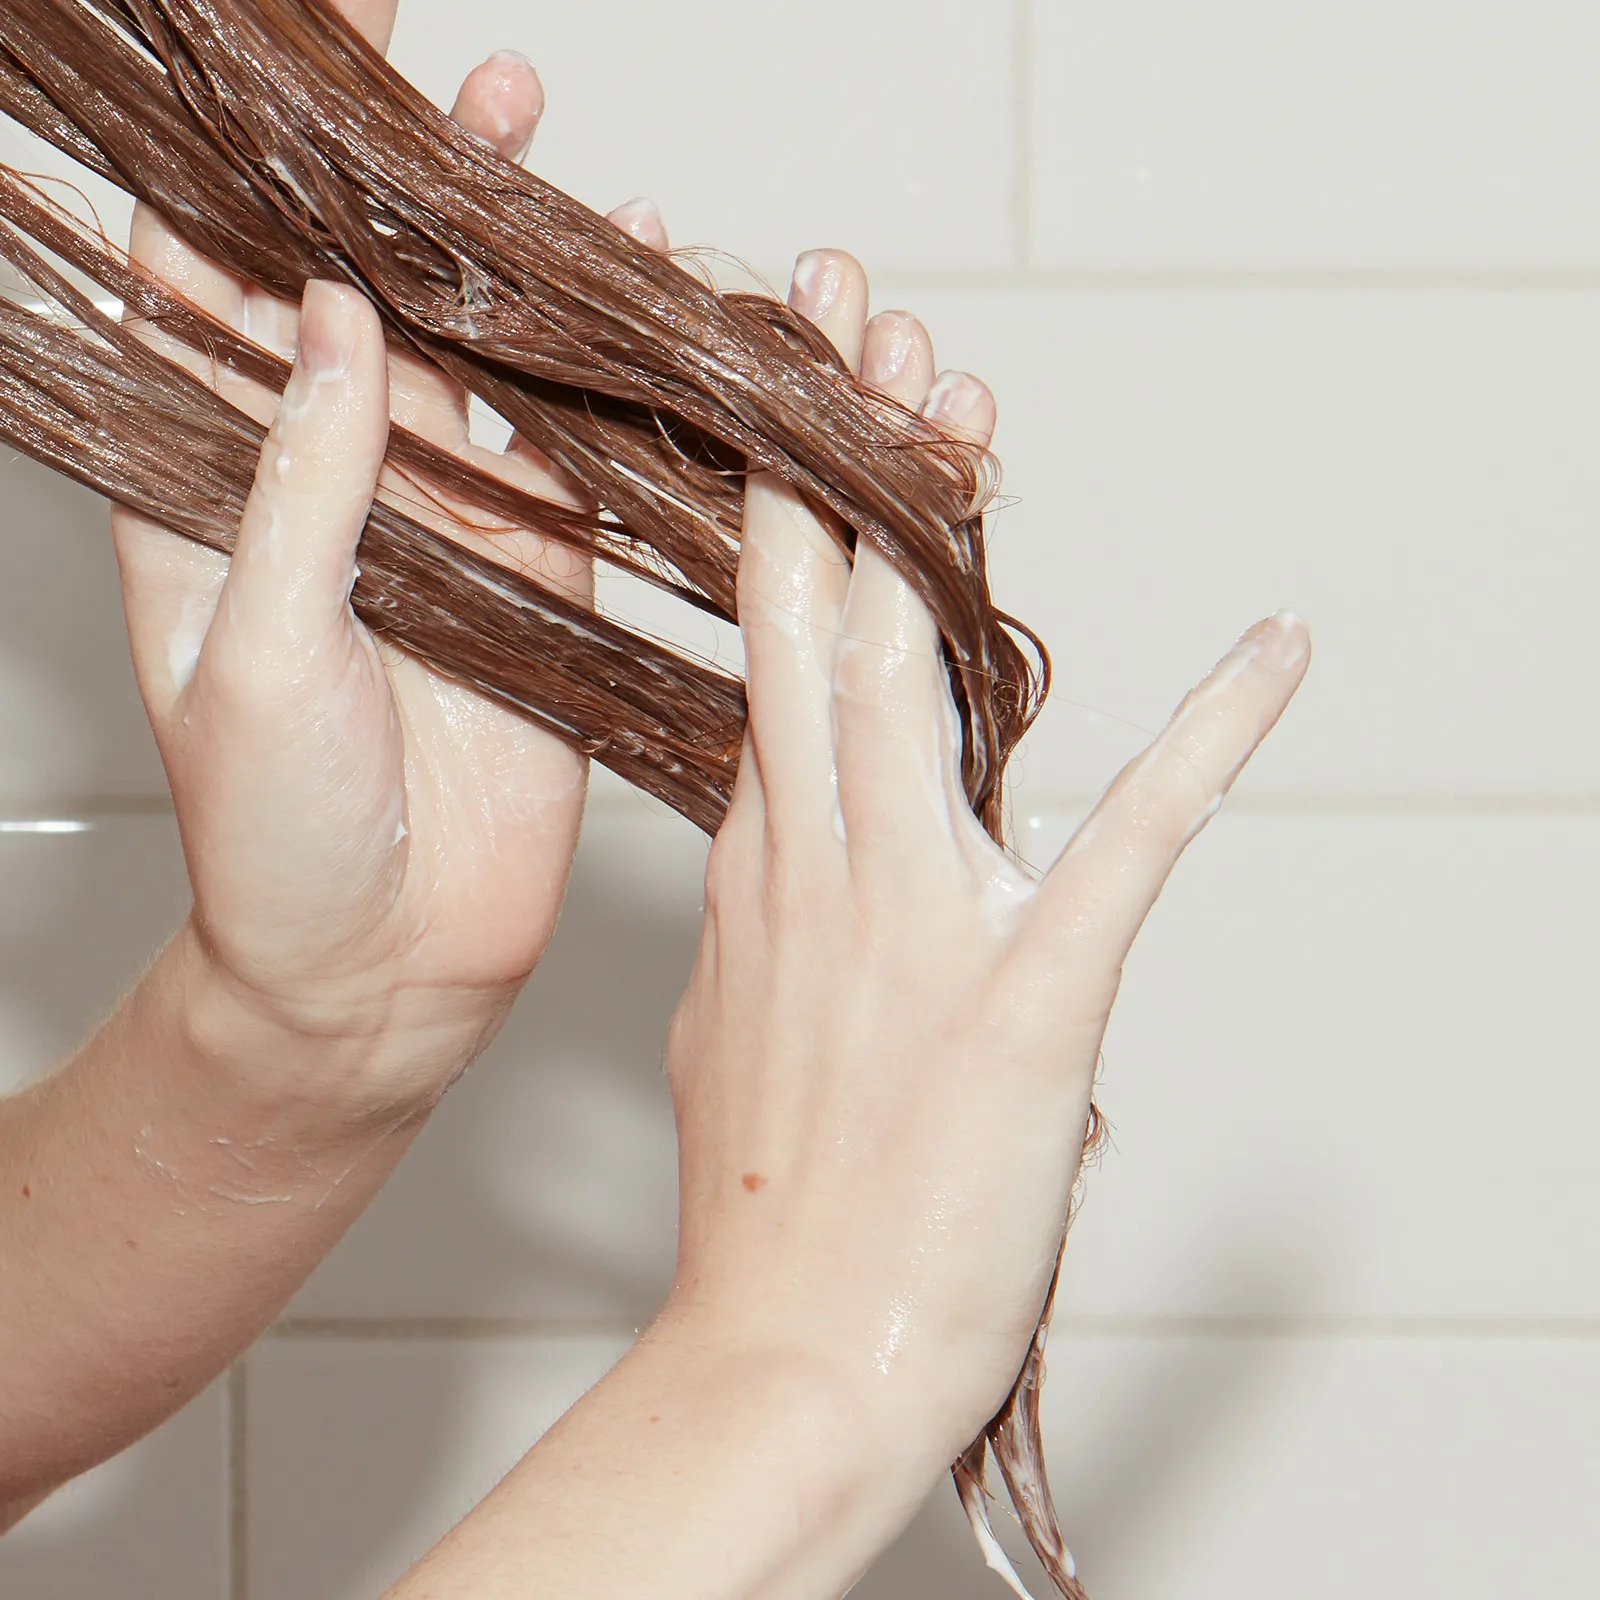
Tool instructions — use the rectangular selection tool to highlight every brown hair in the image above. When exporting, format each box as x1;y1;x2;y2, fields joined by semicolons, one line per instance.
0;3;1090;1592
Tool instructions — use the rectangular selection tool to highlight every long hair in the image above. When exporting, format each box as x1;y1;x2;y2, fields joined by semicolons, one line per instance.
0;4;1090;1593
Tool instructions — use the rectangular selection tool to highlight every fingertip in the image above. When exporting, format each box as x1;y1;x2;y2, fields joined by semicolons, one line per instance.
922;370;997;446
453;49;546;161
1253;609;1312;674
1216;611;1312;686
607;196;670;251
861;310;935;402
789;249;869;372
789;248;863;318
296;281;372;381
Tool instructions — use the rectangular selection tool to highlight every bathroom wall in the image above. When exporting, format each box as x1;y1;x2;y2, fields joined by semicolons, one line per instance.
1;3;1596;1596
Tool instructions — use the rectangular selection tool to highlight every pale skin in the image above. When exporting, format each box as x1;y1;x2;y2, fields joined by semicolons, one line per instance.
0;5;1311;1592
0;0;665;1523
381;263;1309;1598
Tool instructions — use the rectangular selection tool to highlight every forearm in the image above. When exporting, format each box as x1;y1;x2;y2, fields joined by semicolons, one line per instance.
0;923;439;1504
388;1313;949;1600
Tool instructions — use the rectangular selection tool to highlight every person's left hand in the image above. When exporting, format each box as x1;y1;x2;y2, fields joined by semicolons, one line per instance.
114;5;671;1118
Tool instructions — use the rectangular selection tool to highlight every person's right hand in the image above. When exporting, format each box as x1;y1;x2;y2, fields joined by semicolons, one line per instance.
111;5;670;1120
660;250;1311;1473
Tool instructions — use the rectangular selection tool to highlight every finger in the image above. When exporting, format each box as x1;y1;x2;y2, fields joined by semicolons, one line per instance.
505;194;669;477
832;315;954;862
736;250;868;846
452;50;544;160
922;369;1000;833
115;0;403;730
123;0;409;376
607;196;671;252
115;202;250;727
1031;612;1311;962
789;248;870;373
332;0;399;53
385;50;546;441
200;284;390;682
488;193;670;508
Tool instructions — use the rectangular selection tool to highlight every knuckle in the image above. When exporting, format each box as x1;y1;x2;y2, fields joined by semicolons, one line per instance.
1117;758;1214;861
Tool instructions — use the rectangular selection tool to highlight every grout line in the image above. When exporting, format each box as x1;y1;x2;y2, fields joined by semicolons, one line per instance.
227;1361;249;1600
1011;0;1033;270
863;266;1600;295
0;794;175;820
266;1313;1600;1342
1054;1314;1600;1341
1013;791;1600;821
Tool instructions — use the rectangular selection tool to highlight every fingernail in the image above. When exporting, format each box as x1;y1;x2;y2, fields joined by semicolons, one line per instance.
299;282;355;380
474;51;543;159
923;369;984;425
243;292;299;361
791;250;843;319
1239;609;1309;672
611;196;665;246
864;311;918;386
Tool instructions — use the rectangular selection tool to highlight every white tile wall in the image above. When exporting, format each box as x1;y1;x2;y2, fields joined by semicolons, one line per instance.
861;1332;1600;1599
246;1333;1600;1600
1030;3;1600;270
0;472;167;806
387;1;1017;280
876;288;1600;798
0;1379;228;1600
246;1336;630;1600
2;2;1595;1598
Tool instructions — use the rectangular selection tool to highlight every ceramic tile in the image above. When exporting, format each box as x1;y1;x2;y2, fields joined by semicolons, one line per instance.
861;286;1600;797
1030;3;1600;269
0;1382;227;1600
389;0;1016;279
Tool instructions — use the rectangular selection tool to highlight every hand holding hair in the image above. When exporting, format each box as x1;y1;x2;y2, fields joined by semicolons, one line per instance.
383;259;1310;1600
0;6;672;1520
114;44;675;1119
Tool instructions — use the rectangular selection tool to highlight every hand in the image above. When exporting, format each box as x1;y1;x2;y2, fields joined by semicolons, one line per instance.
112;8;671;1117
660;251;1311;1470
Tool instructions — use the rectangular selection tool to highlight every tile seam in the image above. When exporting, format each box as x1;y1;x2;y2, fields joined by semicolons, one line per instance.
227;1361;249;1600
264;1314;1600;1342
1011;0;1033;269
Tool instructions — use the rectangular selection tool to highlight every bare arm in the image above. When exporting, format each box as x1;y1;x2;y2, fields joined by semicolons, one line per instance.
0;928;431;1503
389;1318;951;1600
386;255;1310;1600
0;7;669;1513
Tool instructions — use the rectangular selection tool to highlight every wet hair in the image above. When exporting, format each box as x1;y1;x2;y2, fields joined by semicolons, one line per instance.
0;3;1091;1593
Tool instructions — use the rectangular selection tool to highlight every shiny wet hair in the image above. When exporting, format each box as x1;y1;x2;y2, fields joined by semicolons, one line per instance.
0;4;1091;1593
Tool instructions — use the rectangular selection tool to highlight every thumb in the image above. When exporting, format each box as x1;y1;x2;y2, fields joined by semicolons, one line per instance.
207;281;389;672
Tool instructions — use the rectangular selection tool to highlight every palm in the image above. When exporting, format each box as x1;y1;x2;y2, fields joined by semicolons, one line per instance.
379;651;585;986
111;19;599;1006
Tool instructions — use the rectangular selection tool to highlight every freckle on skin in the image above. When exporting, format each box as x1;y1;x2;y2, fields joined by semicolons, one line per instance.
20;1184;31;1199
741;1172;767;1193
648;1415;661;1425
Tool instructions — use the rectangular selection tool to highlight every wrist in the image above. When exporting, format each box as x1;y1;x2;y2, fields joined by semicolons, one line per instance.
614;1304;951;1597
169;918;509;1130
650;1291;962;1493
